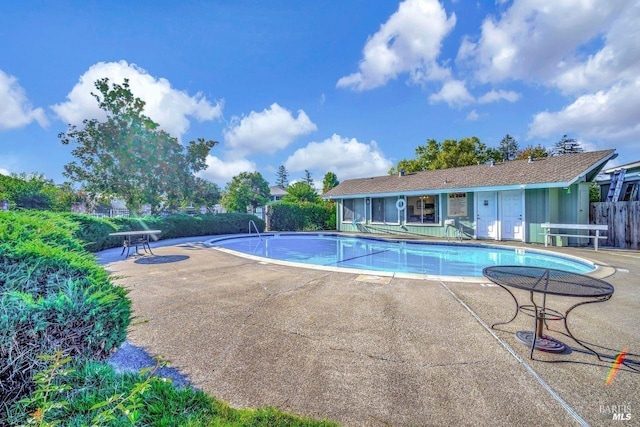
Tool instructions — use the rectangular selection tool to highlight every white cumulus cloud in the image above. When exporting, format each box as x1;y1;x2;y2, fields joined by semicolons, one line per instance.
337;0;456;91
198;156;258;187
478;89;520;104
551;1;640;95
457;0;640;154
51;61;223;139
466;110;479;121
223;103;317;155
528;77;640;143
428;79;474;107
457;0;625;85
284;134;393;181
0;69;48;130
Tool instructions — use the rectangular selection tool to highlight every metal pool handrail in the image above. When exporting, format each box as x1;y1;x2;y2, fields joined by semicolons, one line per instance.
249;220;262;239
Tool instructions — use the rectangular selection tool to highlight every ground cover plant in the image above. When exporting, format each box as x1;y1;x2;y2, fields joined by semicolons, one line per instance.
7;354;337;426
1;210;333;425
0;211;131;420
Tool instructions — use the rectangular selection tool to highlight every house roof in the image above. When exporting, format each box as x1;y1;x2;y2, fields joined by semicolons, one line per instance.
324;149;616;198
269;186;287;197
604;159;640;174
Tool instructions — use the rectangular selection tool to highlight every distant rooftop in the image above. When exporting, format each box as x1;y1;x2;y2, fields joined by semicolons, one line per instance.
604;159;640;174
269;186;287;196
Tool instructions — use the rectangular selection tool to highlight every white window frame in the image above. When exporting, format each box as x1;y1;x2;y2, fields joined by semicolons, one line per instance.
405;194;441;226
342;198;366;223
369;196;400;224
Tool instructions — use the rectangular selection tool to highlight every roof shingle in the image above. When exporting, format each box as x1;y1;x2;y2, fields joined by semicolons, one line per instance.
324;150;616;197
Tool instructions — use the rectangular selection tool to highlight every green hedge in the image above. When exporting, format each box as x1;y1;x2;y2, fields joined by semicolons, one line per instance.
60;212;265;252
0;211;131;418
269;202;336;231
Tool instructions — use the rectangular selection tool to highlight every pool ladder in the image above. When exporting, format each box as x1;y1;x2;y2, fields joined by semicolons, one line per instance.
445;219;462;242
249;220;262;239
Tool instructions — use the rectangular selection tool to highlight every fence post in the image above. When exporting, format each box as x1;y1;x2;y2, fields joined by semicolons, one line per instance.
264;205;271;232
71;202;86;213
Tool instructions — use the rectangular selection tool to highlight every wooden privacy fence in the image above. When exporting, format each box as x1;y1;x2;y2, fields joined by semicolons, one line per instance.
590;201;640;249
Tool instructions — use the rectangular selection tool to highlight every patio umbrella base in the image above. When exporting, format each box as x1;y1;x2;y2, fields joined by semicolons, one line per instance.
515;330;566;353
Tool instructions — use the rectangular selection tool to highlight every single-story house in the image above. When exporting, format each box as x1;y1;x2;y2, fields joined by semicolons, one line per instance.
323;149;617;244
596;160;640;202
269;185;287;202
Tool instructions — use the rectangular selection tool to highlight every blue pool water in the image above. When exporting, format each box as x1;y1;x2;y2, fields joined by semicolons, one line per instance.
209;233;595;278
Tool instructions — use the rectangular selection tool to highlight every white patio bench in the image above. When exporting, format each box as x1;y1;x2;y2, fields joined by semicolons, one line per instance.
541;223;608;251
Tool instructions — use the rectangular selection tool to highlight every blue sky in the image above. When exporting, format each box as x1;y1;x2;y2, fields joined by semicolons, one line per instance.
1;0;638;190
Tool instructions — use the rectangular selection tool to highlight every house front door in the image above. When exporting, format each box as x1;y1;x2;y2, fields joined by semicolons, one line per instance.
501;190;524;241
476;191;497;239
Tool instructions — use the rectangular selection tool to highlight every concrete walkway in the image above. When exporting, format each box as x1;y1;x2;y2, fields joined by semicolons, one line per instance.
101;237;640;426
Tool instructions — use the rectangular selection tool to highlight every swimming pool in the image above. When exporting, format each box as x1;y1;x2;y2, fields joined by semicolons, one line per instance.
208;233;595;279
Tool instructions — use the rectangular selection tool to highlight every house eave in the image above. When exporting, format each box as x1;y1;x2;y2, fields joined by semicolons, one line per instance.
568;151;619;186
322;182;585;200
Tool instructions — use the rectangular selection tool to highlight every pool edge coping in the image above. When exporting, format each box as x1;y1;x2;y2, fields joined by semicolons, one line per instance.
205;232;611;283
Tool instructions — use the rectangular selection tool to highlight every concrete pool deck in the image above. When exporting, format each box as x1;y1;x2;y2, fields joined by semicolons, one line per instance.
100;236;640;426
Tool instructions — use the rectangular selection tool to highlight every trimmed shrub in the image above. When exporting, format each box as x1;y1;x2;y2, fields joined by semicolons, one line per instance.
60;213;118;252
108;213;264;240
0;211;131;418
269;202;336;231
64;212;265;252
269;203;305;231
0;212;270;256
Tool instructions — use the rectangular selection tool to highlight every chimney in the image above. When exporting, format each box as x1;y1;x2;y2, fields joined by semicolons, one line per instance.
528;155;533;163
490;159;495;167
399;169;405;177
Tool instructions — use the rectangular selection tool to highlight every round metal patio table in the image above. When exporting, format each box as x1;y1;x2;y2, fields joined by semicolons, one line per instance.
482;265;614;360
109;230;162;258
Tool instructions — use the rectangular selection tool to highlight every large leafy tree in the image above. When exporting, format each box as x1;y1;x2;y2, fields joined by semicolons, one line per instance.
190;177;221;209
0;173;79;211
389;137;489;174
433;137;489;169
322;171;339;194
59;78;217;214
388;139;439;174
222;171;270;212
0;173;53;209
283;182;319;203
515;144;549;160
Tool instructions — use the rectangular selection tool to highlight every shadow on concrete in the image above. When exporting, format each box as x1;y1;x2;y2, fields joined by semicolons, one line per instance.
108;341;193;389
134;255;189;264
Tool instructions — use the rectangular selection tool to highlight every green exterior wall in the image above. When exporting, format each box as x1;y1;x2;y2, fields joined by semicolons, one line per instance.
523;184;590;246
335;193;474;240
333;184;591;245
525;188;548;244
